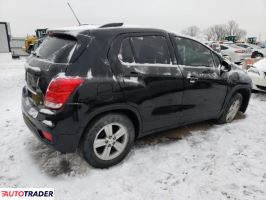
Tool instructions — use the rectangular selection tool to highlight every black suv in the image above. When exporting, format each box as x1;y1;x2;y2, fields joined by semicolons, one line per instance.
22;23;252;168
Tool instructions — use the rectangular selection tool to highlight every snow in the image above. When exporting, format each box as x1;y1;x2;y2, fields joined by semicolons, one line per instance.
0;57;266;200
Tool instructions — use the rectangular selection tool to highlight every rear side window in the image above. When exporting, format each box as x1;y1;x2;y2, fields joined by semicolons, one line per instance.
35;36;76;63
130;36;171;64
174;37;214;67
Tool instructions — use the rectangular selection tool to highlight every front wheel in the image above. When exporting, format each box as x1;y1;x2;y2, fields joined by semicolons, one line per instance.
216;93;243;124
80;113;135;168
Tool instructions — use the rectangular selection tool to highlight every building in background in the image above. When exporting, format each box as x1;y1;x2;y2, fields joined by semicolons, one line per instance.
10;37;28;56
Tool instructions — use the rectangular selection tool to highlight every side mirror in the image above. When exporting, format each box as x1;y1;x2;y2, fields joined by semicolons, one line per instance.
221;60;231;72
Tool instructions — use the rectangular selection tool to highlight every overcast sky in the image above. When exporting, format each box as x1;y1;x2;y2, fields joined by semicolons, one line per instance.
0;0;266;40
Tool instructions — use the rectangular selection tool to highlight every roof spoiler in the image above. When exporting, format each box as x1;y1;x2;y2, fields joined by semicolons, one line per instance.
100;23;123;28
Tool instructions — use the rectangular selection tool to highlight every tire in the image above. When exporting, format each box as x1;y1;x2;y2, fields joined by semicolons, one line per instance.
257;53;264;58
216;93;243;124
252;89;259;93
80;113;135;168
251;51;264;58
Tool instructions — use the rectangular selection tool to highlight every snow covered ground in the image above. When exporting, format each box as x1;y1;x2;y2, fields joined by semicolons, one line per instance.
0;57;265;200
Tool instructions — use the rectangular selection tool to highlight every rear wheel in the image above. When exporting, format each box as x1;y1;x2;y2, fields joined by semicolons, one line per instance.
251;51;264;58
216;93;243;124
80;113;135;168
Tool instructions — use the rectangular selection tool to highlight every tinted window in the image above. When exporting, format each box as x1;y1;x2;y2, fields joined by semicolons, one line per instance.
118;38;134;63
36;36;76;63
221;45;228;50
238;44;248;48
131;36;170;64
174;37;214;67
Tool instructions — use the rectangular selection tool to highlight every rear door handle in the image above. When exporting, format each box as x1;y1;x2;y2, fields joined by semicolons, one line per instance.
187;74;198;83
125;71;142;77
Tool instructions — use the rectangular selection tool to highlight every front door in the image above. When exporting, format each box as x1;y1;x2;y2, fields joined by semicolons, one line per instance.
171;36;228;123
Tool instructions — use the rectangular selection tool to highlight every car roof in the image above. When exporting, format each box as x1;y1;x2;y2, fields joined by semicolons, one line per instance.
47;24;169;37
221;43;245;49
47;23;214;52
47;23;202;39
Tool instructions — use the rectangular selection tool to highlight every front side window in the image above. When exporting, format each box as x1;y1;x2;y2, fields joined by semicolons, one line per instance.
174;37;214;67
130;36;171;64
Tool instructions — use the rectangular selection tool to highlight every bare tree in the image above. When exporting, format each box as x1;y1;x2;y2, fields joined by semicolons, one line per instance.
226;20;247;39
204;28;213;41
205;24;227;41
181;26;200;38
227;20;239;36
235;29;247;39
204;20;247;41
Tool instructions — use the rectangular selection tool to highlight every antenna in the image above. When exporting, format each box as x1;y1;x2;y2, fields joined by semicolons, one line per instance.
67;2;82;26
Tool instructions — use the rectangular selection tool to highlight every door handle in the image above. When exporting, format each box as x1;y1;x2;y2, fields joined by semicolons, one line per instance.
125;71;142;77
187;74;198;83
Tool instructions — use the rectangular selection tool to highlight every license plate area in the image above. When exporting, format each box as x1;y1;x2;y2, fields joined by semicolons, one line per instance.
26;72;39;91
28;90;43;106
26;72;43;106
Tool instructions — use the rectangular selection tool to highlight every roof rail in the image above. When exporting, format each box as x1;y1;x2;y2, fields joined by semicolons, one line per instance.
100;23;123;28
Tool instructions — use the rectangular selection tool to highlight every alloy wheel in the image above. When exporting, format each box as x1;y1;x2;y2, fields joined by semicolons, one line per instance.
93;123;128;161
226;99;241;122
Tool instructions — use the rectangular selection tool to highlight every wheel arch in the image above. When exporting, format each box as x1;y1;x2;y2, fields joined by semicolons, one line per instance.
224;86;251;114
78;104;142;146
235;88;251;113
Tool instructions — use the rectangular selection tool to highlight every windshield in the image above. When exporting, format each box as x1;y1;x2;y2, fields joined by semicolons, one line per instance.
35;35;76;63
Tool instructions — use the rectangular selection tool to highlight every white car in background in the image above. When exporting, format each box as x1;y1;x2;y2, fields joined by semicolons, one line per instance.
220;43;251;64
247;58;266;92
236;43;266;58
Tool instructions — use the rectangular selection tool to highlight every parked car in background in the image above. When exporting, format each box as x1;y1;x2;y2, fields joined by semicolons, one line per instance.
22;24;252;168
259;42;266;48
205;41;221;53
220;43;251;64
247;58;266;92
236;43;266;58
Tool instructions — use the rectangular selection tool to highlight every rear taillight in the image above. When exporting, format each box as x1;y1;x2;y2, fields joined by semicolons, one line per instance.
41;131;53;142
44;76;84;109
235;49;246;53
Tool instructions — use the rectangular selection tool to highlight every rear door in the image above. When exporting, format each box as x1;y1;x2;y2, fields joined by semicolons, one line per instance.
109;33;184;133
171;36;228;123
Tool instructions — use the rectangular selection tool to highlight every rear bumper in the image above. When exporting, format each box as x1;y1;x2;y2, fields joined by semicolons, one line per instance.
22;86;84;153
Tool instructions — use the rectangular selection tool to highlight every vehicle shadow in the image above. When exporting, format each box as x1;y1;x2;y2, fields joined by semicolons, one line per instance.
28;113;245;178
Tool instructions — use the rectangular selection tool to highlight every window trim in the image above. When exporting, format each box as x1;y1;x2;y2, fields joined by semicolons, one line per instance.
211;52;222;68
118;35;173;65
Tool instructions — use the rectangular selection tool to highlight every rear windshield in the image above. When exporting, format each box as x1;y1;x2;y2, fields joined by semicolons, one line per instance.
35;35;76;63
